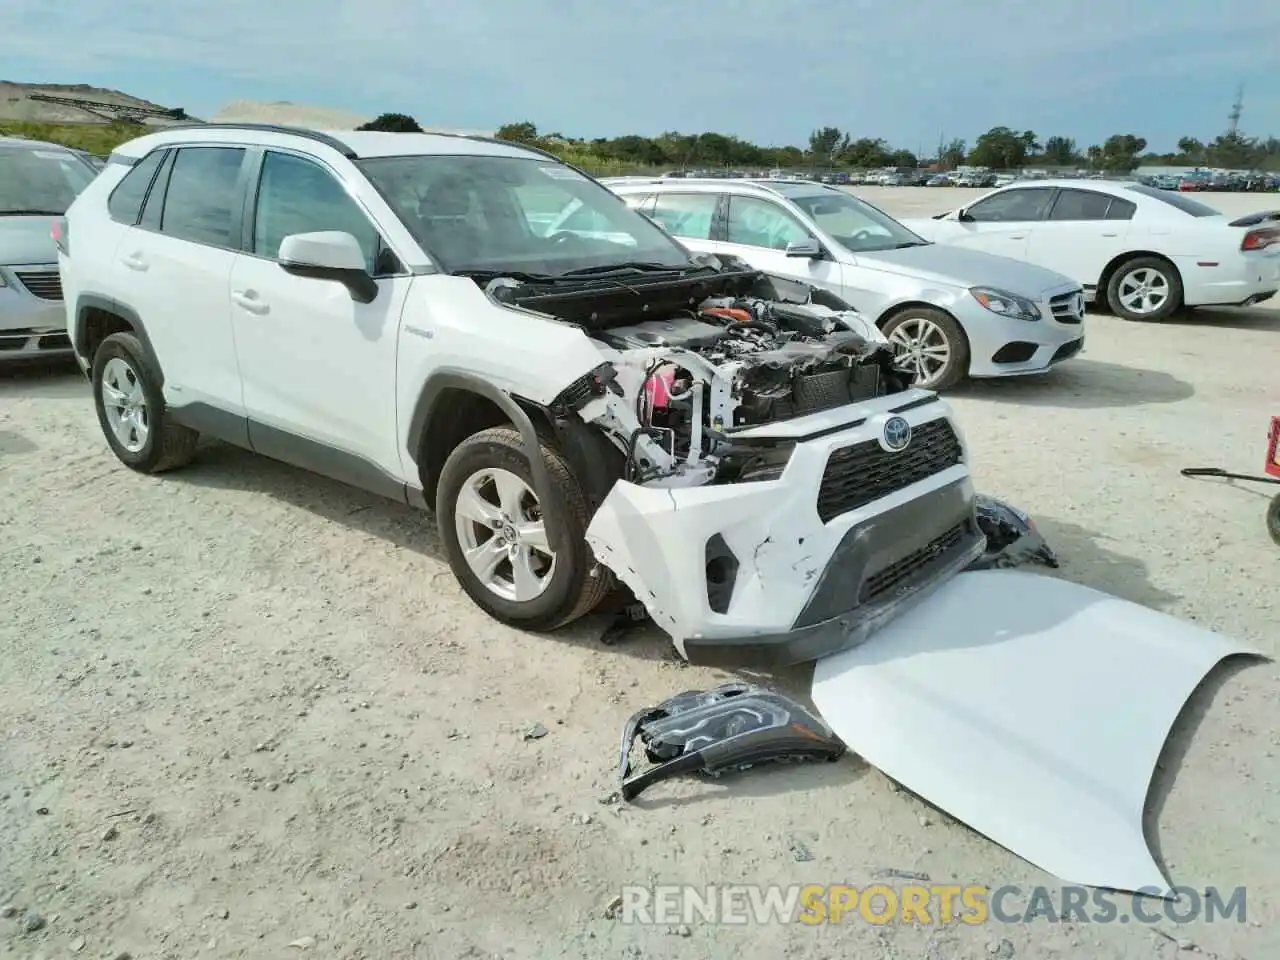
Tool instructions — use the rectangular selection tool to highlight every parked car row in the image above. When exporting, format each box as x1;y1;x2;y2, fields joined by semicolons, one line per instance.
1142;172;1280;193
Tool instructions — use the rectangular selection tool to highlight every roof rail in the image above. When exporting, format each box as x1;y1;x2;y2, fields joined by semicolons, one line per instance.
423;130;568;164
152;122;357;158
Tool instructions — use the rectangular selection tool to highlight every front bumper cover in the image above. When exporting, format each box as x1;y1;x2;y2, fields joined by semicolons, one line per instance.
585;399;983;667
683;478;984;666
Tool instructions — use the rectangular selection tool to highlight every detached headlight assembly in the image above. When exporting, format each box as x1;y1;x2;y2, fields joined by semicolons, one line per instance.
970;287;1041;321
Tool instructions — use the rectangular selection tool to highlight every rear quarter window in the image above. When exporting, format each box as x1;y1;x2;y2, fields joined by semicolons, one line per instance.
1124;183;1218;217
107;150;167;225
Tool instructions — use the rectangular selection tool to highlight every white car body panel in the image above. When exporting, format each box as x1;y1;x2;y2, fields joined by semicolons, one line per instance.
902;181;1280;308
392;274;609;475
812;569;1261;893
227;254;412;480
1025;218;1133;284
116;229;245;416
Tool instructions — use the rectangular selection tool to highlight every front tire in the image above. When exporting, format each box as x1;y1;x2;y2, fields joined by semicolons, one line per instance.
436;427;613;631
92;332;198;473
881;307;969;391
1106;257;1183;322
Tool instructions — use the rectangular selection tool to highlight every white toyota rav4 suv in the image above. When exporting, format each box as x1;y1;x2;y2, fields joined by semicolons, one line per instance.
57;123;987;665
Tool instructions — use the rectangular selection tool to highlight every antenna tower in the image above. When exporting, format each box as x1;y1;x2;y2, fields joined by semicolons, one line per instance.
1228;84;1244;136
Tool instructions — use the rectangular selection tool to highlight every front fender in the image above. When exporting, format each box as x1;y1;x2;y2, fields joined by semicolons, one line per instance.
404;369;568;553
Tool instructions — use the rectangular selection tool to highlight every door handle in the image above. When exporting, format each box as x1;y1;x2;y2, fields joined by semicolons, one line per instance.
1009;234;1026;240
231;289;269;315
1101;232;1118;238
121;253;148;272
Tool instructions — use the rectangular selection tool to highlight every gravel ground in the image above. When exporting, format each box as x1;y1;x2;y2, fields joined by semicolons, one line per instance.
1;189;1278;960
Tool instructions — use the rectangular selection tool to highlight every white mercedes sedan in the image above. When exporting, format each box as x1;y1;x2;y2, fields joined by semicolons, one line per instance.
900;180;1280;322
602;177;1085;391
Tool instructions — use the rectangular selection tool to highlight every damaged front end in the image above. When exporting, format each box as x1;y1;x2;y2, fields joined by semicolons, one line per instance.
485;256;985;664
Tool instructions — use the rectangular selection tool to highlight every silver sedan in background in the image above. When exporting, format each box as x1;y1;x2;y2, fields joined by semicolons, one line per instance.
1;136;100;361
603;176;1086;390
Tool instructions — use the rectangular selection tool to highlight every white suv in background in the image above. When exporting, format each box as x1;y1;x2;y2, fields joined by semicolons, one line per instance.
56;123;987;665
604;177;1086;390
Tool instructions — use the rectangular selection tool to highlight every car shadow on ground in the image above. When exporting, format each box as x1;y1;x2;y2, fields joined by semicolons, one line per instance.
0;358;86;399
953;358;1194;409
1166;304;1280;331
167;440;683;663
1030;515;1182;610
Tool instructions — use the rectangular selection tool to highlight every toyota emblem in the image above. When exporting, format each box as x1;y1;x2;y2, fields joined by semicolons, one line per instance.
881;416;912;452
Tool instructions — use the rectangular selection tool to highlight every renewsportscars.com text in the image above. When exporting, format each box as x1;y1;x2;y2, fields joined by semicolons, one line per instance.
618;884;1247;926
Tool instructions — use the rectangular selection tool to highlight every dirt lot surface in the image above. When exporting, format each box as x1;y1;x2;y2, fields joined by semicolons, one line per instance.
2;189;1278;960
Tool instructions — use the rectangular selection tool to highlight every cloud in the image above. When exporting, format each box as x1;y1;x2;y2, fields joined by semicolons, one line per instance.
3;0;1277;148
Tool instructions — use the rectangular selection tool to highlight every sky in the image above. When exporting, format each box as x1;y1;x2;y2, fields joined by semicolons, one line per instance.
4;1;1279;154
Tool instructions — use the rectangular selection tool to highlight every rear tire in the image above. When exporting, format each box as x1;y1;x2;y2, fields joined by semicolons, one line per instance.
881;307;969;391
436;427;613;631
92;332;198;474
1106;256;1183;322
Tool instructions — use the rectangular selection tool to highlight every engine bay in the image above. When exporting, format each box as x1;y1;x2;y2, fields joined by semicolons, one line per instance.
485;257;912;488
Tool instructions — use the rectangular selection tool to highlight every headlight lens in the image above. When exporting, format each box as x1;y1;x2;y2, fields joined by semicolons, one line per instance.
970;287;1041;321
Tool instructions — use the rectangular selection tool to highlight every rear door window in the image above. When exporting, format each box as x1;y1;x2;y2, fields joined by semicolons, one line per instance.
1047;189;1113;221
1105;198;1137;220
107;150;167;225
156;147;247;248
650;193;719;240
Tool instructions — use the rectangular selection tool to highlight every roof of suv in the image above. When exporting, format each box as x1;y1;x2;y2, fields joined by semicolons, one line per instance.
107;123;554;163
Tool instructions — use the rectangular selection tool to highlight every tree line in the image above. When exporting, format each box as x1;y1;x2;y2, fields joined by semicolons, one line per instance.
355;113;1280;174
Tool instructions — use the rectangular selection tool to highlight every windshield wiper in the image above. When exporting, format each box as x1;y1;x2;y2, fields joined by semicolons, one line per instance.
558;261;696;277
0;209;65;216
453;268;561;283
892;240;931;248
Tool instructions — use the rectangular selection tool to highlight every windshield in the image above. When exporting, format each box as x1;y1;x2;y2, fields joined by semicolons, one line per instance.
788;191;926;252
0;145;98;215
356;155;696;276
1124;183;1219;218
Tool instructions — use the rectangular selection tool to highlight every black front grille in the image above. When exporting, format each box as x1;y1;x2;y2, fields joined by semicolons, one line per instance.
816;418;963;522
1051;339;1083;363
859;523;968;604
1048;290;1082;324
15;270;63;301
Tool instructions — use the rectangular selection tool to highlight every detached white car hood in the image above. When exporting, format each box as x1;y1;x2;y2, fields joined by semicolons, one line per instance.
812;569;1261;893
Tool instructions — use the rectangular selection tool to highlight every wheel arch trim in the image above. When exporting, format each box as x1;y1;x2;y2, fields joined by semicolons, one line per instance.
407;369;566;553
74;294;162;385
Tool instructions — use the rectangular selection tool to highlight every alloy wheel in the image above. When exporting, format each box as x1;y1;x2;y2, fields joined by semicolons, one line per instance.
1117;267;1169;316
454;467;557;603
100;356;150;453
887;317;952;386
